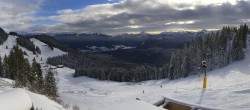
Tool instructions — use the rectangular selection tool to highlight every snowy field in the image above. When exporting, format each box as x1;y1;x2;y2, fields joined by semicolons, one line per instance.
56;54;250;110
56;37;250;110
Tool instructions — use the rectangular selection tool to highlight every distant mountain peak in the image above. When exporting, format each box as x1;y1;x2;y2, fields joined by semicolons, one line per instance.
200;29;208;33
139;31;148;35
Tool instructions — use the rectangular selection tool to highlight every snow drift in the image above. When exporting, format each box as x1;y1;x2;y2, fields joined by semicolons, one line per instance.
0;89;32;110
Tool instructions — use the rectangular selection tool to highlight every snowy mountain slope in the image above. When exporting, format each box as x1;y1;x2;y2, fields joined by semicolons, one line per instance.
0;35;65;64
30;38;65;63
54;36;250;110
0;35;66;110
0;35;17;58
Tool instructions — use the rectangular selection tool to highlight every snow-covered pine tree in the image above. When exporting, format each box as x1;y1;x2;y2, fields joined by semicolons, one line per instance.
2;55;9;78
7;49;16;79
239;24;248;48
10;46;31;87
174;50;183;79
231;31;244;61
188;41;196;74
31;58;44;93
161;64;169;79
15;58;31;87
169;52;176;79
181;44;189;77
0;56;3;77
44;69;58;100
35;46;41;55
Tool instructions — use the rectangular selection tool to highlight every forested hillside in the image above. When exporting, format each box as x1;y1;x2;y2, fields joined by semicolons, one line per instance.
0;28;59;101
48;24;249;82
167;24;248;79
31;34;68;52
0;28;8;44
0;46;58;100
47;53;165;82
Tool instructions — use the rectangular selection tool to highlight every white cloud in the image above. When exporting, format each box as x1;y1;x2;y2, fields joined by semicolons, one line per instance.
166;0;237;6
57;9;75;15
165;21;195;25
0;0;43;32
127;25;142;29
242;19;250;23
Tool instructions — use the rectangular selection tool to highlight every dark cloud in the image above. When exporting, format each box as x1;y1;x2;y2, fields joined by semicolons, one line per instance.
56;0;250;34
2;0;250;34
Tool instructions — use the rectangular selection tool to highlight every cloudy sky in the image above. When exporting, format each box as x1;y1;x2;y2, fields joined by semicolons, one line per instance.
0;0;250;34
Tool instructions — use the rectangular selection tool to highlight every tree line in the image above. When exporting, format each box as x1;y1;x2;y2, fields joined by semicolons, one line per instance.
0;45;58;100
47;52;169;82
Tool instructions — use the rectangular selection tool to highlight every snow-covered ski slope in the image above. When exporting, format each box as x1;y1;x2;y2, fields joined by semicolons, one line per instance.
55;36;250;110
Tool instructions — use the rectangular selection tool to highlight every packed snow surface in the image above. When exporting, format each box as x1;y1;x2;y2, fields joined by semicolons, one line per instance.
0;77;65;110
102;100;164;110
26;90;65;110
0;89;32;110
56;37;250;110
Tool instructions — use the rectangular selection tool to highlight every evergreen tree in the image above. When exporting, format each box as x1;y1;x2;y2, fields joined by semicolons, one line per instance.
169;52;176;79
232;31;244;61
44;69;58;99
181;44;190;77
15;59;31;87
0;56;3;77
35;46;41;54
238;24;248;48
161;64;169;78
7;49;16;79
7;46;31;87
2;55;9;78
31;58;44;93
